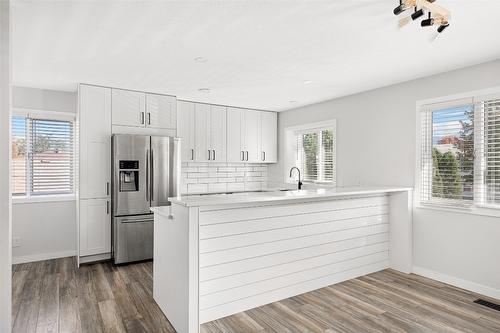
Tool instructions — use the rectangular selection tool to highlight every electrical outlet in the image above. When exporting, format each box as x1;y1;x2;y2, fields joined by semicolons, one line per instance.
12;237;21;248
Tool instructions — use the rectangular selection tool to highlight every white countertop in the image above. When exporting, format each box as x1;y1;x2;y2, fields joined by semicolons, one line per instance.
158;186;412;208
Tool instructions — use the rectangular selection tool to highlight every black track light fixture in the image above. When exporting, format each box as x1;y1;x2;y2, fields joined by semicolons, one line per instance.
394;0;451;35
421;12;434;26
421;18;434;26
393;0;408;15
393;4;407;15
411;8;424;20
437;22;450;33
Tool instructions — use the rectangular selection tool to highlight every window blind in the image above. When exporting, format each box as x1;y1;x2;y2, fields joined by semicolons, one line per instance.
30;118;74;195
420;94;500;208
420;102;475;206
11;115;74;197
296;129;334;183
478;95;500;205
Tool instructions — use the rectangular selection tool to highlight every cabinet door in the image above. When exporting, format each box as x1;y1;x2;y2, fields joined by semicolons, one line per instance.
112;89;146;127
244;110;261;163
260;111;277;163
209;105;227;162
177;101;195;162
227;108;244;162
79;198;111;256
194;103;210;162
146;93;176;129
79;85;111;199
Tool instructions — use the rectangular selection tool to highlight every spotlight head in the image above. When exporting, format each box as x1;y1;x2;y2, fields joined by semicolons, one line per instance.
421;18;434;27
393;4;407;15
437;22;450;33
411;9;424;20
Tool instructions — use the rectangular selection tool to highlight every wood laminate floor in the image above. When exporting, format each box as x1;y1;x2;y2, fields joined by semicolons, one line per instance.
12;257;500;333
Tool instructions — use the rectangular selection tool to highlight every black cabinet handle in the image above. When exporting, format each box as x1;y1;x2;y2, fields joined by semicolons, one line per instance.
106;201;109;214
213;150;216;161
191;149;194;160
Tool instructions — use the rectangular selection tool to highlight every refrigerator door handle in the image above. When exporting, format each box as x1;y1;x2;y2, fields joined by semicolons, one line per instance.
145;149;149;202
150;149;154;202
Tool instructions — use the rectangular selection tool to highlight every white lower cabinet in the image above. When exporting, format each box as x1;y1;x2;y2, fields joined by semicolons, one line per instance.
79;198;111;257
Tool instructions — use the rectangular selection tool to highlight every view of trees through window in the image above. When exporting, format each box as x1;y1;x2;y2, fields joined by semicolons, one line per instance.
431;105;474;201
299;129;334;182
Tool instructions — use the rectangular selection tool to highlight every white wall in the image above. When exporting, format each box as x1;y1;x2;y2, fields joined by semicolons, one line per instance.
271;59;500;298
12;85;76;112
11;86;78;263
0;1;11;330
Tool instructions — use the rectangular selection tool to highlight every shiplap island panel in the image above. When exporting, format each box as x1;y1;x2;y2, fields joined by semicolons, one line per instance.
151;187;412;333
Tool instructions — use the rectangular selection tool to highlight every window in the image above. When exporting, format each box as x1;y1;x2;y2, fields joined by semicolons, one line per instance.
286;120;336;184
11;114;75;198
420;93;500;209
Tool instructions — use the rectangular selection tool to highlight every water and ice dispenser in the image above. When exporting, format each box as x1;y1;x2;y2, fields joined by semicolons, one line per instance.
119;160;139;192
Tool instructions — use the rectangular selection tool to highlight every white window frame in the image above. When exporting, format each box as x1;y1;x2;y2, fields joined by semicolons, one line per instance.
284;119;337;186
415;86;500;218
11;108;76;203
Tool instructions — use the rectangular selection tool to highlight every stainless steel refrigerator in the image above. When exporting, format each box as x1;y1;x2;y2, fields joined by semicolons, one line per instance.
112;134;180;264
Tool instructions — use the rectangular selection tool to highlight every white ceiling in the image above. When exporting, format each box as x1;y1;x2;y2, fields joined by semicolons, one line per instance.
12;0;500;111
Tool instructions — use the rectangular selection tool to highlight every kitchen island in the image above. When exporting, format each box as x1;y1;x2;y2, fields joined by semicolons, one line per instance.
152;187;413;333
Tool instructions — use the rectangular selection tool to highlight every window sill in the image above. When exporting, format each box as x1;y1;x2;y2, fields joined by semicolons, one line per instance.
12;194;76;204
416;203;500;218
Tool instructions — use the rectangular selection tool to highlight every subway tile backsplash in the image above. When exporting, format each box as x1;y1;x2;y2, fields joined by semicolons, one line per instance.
180;162;268;194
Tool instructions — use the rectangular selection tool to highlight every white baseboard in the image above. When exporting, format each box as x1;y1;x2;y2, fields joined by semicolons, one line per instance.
13;250;76;264
413;266;500;300
79;252;111;265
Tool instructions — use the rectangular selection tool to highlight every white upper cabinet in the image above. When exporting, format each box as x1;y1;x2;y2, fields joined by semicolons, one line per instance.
193;103;227;162
145;93;176;129
79;84;111;199
244;110;261;163
178;101;276;164
177;101;196;161
227;108;244;162
260;111;277;163
209;105;227;162
194;103;210;161
226;108;277;163
112;89;146;127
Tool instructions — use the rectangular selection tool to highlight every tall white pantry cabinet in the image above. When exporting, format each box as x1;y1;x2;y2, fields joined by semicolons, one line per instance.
78;84;112;263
